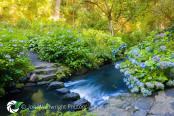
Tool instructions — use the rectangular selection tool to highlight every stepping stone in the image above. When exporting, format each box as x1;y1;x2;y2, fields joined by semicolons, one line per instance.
133;111;147;116
63;92;80;100
47;81;64;90
71;98;90;110
35;68;57;74
135;97;154;111
55;88;70;95
25;83;36;87
38;74;57;81
34;63;57;69
37;81;47;85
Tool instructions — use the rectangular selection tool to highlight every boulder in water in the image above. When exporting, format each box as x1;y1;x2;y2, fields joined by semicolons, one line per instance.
63;92;80;100
70;98;90;110
55;88;70;95
47;81;64;90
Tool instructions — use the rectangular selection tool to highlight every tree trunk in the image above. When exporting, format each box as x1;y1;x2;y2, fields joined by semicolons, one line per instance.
54;0;61;21
108;19;114;36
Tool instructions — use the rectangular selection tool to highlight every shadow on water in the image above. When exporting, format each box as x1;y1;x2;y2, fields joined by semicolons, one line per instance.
0;60;129;115
0;86;73;116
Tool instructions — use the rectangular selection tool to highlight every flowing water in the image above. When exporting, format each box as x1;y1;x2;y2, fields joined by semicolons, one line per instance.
0;60;129;115
64;62;129;106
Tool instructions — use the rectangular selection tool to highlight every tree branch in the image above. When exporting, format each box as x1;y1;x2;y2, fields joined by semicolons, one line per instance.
84;0;109;17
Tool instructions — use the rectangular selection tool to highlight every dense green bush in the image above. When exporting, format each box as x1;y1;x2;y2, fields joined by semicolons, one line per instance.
0;28;34;95
28;25;126;70
116;28;174;96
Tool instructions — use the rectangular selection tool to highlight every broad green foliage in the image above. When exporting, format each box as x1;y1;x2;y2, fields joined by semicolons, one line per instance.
27;24;126;70
0;28;34;95
11;104;96;116
116;27;174;96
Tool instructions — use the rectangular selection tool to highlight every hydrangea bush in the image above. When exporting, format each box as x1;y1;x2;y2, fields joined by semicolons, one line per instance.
116;28;174;96
28;27;126;70
0;28;33;95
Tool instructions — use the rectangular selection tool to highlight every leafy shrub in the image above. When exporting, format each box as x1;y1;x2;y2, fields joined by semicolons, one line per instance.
11;104;96;116
0;28;34;95
27;25;126;70
116;28;174;96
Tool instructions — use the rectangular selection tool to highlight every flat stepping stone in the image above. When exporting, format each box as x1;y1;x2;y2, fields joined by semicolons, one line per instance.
37;81;47;85
25;83;36;87
47;81;64;90
135;97;154;111
63;92;80;100
38;74;57;81
35;68;57;74
55;88;70;95
133;111;147;116
34;63;57;69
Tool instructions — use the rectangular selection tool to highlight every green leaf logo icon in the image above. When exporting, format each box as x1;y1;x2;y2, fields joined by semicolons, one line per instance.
14;102;23;109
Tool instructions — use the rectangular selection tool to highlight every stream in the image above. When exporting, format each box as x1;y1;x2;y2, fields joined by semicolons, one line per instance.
0;60;129;115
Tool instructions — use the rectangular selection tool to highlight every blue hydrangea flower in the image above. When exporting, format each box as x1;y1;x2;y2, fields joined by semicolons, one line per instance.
146;82;154;89
123;78;127;82
13;39;17;42
60;35;65;38
146;47;150;52
132;59;136;64
160;61;168;69
120;69;124;73
156;65;160;69
69;35;72;37
67;30;72;32
155;82;164;89
169;34;172;36
9;30;13;32
13;44;17;47
129;58;133;62
0;39;1;41
135;81;141;86
9;59;14;62
124;71;130;77
2;35;6;37
152;56;160;62
20;52;24;54
140;62;147;68
71;42;74;44
115;64;120;69
89;53;92;55
131;87;139;93
128;85;132;89
159;46;166;51
17;55;21;57
47;32;51;34
5;55;11;58
0;44;3;47
19;40;24;42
